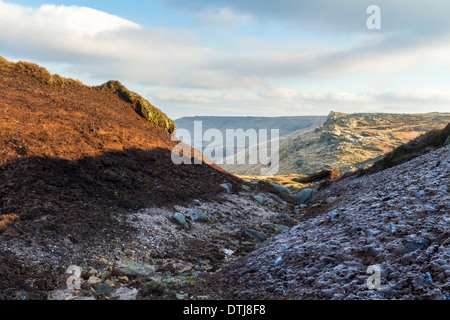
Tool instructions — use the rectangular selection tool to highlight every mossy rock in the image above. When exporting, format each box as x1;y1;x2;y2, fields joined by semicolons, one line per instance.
139;279;167;297
138;275;198;298
444;135;450;146
99;80;176;134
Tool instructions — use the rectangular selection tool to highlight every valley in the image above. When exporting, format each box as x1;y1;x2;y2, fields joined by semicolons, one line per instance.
0;57;449;301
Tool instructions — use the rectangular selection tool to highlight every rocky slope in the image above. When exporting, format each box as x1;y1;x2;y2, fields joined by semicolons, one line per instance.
227;111;450;175
203;143;450;300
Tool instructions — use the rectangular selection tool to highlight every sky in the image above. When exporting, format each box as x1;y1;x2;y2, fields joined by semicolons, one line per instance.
0;0;449;120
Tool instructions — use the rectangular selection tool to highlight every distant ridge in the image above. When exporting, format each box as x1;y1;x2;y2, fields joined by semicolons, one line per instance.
223;111;450;175
175;115;327;162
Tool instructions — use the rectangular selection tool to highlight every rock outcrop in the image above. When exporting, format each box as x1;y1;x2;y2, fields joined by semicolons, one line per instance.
228;111;450;175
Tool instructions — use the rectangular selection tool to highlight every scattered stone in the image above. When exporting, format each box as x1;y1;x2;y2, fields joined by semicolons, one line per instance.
427;288;445;300
173;212;190;230
95;283;116;295
366;229;382;237
443;217;450;226
176;293;188;300
328;211;339;221
172;262;193;274
444;136;450;146
139;279;166;297
273;224;290;232
223;248;234;255
267;193;287;206
277;213;292;221
293;188;313;205
238;267;260;277
260;221;273;227
270;183;291;197
104;279;114;287
178;273;191;277
390;223;397;233
118;258;156;279
222;248;234;260
269;216;279;224
87;276;101;285
220;183;232;193
404;238;430;254
274;258;283;266
186;209;209;222
244;228;267;242
87;267;97;276
253;195;265;205
326;196;337;204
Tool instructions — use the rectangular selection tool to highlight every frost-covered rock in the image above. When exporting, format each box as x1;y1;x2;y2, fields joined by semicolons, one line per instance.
173;212;189;230
269;183;291;197
267;193;287;206
245;228;268;242
220;183;233;193
293;188;313;205
253;195;265;204
216;145;450;300
185;209;209;222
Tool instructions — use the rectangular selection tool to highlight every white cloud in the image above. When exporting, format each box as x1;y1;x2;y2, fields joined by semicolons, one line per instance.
157;87;450;119
1;0;448;90
0;1;140;40
39;4;140;36
0;1;273;90
198;7;253;26
154;91;217;104
166;0;450;36
0;0;142;65
373;89;450;103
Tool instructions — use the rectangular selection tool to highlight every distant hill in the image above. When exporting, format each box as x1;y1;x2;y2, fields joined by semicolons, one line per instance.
222;111;450;175
174;116;327;162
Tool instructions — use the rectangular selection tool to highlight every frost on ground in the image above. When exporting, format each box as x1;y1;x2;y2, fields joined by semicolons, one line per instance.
114;192;286;270
1;185;292;300
207;145;450;300
2;144;448;300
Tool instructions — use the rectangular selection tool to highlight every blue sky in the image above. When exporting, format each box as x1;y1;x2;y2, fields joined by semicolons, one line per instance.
1;0;450;119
